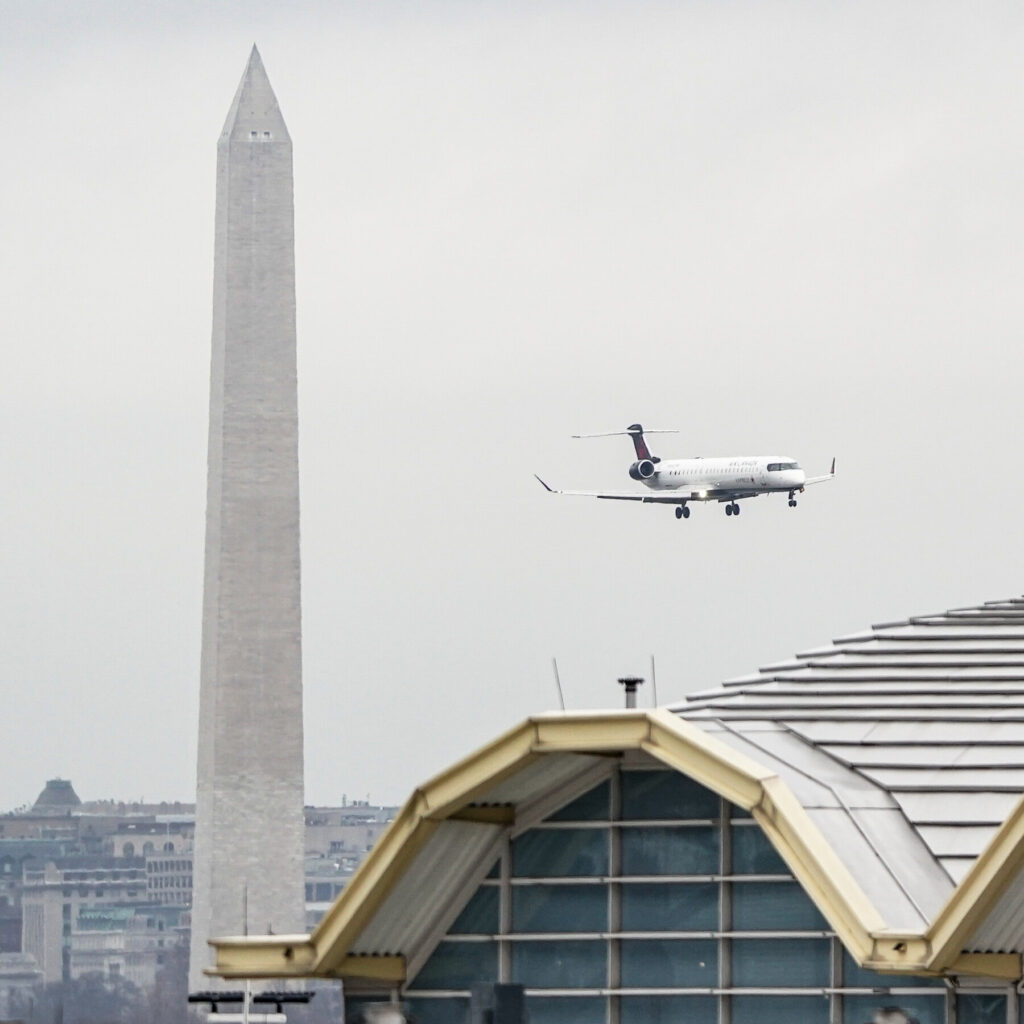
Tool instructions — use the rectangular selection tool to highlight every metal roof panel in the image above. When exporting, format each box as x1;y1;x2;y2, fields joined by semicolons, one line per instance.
939;858;975;885
914;825;997;858
479;753;609;805
858;767;1024;791
890;791;1019;825
352;821;503;957
846;807;954;915
802;808;931;931
820;745;972;768
964;868;1024;952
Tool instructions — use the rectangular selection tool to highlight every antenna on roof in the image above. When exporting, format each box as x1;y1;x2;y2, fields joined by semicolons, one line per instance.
650;655;659;707
552;658;566;711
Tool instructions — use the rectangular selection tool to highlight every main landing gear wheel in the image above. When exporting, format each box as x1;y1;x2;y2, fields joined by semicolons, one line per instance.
675;506;690;520
725;503;740;516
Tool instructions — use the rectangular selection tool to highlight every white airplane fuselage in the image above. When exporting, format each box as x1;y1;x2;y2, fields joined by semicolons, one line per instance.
638;455;805;497
534;424;833;519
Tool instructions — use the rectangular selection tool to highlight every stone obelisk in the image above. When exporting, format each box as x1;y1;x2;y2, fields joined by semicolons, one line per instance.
189;47;305;991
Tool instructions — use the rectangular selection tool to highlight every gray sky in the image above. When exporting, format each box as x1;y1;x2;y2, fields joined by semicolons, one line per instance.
3;1;1024;810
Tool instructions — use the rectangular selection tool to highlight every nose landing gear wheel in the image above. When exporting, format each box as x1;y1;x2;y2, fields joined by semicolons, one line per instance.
788;498;797;507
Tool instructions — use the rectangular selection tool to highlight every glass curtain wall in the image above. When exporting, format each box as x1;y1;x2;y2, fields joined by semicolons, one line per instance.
361;768;994;1024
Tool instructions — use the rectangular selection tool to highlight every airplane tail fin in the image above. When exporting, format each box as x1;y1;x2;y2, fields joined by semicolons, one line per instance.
626;424;653;460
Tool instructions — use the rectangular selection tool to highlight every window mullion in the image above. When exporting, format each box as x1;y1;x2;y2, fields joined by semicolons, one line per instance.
720;797;731;1024
498;836;510;984
609;766;622;1024
830;935;842;1024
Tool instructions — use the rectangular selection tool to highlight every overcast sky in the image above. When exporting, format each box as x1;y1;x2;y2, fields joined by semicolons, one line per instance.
3;1;1024;811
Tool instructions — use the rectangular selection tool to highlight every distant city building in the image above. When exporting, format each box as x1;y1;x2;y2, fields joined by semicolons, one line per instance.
146;852;193;906
305;803;394;860
0;952;42;1020
21;857;148;984
108;819;192;860
304;802;396;928
0;841;72;954
0;781;394;996
0;795;194;975
70;904;184;988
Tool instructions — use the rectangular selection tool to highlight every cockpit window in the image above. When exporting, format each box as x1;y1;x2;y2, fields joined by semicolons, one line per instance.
767;462;800;472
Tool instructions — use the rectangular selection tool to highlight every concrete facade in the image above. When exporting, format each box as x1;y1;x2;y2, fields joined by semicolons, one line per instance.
0;953;42;1021
189;47;306;990
21;858;148;984
70;904;184;988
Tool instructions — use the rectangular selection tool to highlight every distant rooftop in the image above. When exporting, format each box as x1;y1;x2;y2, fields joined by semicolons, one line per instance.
31;778;80;812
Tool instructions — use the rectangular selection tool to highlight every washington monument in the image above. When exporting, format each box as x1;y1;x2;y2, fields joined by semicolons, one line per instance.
189;47;306;990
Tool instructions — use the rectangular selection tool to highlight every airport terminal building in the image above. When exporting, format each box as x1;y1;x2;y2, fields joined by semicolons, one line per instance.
214;596;1024;1024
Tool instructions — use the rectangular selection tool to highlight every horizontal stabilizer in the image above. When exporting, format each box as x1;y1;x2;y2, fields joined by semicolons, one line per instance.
572;429;678;439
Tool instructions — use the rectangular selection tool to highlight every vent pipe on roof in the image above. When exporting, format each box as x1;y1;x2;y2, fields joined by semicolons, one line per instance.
618;676;644;709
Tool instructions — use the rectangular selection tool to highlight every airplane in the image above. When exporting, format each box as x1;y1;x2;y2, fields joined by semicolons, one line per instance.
534;423;835;520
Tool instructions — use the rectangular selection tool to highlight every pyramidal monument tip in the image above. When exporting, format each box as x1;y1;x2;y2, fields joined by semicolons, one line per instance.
220;43;289;142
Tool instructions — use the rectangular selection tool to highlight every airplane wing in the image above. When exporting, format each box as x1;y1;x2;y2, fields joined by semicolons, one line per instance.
533;476;753;504
535;476;681;502
804;458;836;487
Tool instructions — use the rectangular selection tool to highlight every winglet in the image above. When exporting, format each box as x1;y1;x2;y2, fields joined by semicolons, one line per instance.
802;459;836;488
534;474;555;493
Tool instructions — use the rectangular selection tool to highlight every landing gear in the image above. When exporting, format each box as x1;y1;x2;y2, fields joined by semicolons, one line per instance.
725;502;740;516
675;505;690;520
788;491;798;508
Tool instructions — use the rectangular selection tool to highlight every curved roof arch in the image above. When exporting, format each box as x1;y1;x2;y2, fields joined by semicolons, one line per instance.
212;596;1024;986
